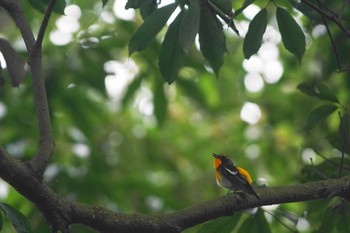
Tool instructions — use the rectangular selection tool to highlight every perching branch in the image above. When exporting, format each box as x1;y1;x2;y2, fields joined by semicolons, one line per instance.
35;0;57;49
0;0;55;180
1;145;350;232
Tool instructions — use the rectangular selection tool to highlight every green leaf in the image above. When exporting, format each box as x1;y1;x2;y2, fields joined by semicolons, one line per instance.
0;203;32;233
153;81;167;125
28;0;66;14
121;74;145;107
304;104;337;130
199;4;227;76
0;38;25;87
140;0;158;19
338;113;350;154
102;0;109;7
210;0;232;16
125;0;145;9
233;0;255;18
238;209;271;233
297;81;339;103
159;12;185;84
286;0;321;24
197;214;241;233
129;3;178;55
325;133;350;155
179;0;200;53
243;8;267;59
276;7;306;62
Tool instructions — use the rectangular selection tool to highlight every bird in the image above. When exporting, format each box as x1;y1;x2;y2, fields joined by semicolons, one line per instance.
212;153;260;200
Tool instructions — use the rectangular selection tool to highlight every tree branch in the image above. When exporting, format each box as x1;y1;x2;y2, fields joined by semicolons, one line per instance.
1;146;350;232
36;0;57;49
0;0;54;180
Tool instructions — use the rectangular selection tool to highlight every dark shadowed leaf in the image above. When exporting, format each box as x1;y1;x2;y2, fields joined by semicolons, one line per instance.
0;209;3;230
153;81;167;125
286;0;321;24
179;0;200;53
304;104;337;130
233;0;255;18
28;0;66;15
140;0;158;19
338;114;350;154
243;8;267;59
125;0;144;9
129;3;177;55
238;209;271;233
0;203;32;233
297;81;339;103
102;0;108;7
199;4;227;76
276;7;305;62
0;38;25;87
197;214;241;233
121;74;145;107
210;0;232;16
325;133;350;155
159;12;185;84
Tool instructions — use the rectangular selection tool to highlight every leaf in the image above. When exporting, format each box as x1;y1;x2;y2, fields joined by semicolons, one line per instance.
0;203;32;233
338;114;350;154
197;214;241;233
325;133;350;155
125;0;146;9
28;0;66;14
153;81;167;125
238;209;271;233
140;0;158;19
179;0;200;54
276;7;306;62
243;8;267;59
121;74;145;107
304;104;337;130
102;0;109;7
159;12;185;84
0;38;25;87
210;0;232;16
129;3;178;55
199;4;227;76
233;0;255;18
297;81;339;103
286;0;321;24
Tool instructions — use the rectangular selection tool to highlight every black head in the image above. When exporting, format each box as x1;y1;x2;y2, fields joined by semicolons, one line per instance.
212;153;235;166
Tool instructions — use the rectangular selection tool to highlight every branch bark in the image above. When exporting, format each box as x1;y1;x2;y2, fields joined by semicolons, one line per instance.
1;146;350;232
0;0;54;180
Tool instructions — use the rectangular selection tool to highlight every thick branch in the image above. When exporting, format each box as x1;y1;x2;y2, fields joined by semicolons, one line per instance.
1;147;350;232
0;0;54;179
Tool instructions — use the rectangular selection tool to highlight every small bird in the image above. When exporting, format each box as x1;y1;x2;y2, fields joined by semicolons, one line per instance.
212;153;260;200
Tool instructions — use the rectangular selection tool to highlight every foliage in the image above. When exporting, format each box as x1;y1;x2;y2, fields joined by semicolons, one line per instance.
0;0;349;232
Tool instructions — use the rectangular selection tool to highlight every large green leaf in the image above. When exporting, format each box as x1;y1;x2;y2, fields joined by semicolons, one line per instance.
197;214;241;233
210;0;232;16
276;7;306;62
129;3;178;55
0;203;32;233
297;81;339;103
140;0;158;19
199;4;227;76
179;0;200;54
304;104;337;130
159;12;185;84
237;209;271;233
243;8;267;59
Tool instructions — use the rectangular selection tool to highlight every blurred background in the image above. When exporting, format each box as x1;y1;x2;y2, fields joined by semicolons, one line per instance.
0;0;349;232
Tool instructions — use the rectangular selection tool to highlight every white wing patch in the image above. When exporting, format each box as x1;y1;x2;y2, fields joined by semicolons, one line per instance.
225;167;238;175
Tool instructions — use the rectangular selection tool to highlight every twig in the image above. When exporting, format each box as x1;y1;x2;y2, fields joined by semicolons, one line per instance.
35;0;57;49
207;0;239;35
301;0;350;38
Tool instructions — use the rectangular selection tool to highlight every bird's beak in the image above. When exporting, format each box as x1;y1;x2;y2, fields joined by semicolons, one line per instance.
212;153;218;158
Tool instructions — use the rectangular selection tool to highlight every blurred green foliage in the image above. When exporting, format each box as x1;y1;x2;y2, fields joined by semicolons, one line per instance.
0;0;350;232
